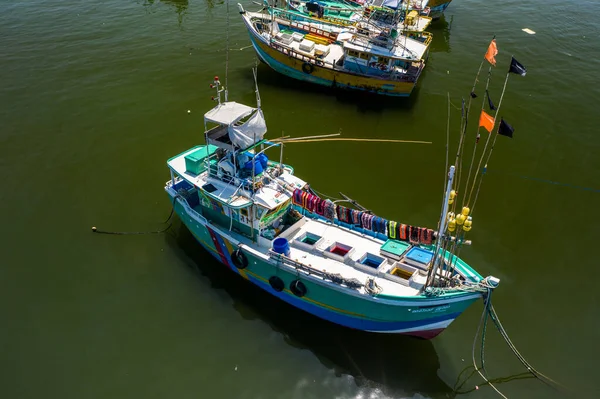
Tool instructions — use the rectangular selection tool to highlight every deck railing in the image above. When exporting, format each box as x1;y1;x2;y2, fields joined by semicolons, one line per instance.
268;250;364;289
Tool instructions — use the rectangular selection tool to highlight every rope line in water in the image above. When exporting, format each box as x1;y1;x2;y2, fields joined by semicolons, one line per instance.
463;292;569;397
488;170;600;193
91;195;179;236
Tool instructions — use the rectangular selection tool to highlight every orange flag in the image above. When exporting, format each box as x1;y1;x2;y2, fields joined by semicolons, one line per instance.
479;110;495;133
484;39;498;66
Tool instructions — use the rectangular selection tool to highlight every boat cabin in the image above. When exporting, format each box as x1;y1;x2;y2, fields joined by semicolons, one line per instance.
342;37;426;77
166;100;308;243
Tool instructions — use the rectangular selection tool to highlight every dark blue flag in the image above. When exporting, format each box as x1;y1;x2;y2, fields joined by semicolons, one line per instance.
498;118;514;138
486;90;497;111
509;57;527;76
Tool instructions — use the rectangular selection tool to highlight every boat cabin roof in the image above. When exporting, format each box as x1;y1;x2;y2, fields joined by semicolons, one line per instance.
372;0;430;10
344;35;427;60
167;145;307;210
204;101;256;125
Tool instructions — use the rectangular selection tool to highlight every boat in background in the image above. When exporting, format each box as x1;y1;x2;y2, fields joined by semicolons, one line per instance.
283;0;433;33
426;0;453;19
238;4;429;96
164;67;502;339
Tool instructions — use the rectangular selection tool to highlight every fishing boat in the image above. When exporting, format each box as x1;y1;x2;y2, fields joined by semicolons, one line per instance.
164;70;502;339
238;4;429;97
283;0;433;33
426;0;453;19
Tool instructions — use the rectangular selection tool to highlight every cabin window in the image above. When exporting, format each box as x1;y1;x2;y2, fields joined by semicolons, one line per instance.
379;57;390;65
255;207;266;219
202;183;217;193
241;208;249;217
359;52;369;60
395;60;409;69
348;50;359;58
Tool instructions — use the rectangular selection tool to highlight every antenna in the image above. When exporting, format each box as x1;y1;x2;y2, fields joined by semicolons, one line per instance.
252;66;261;109
225;0;230;101
209;76;224;104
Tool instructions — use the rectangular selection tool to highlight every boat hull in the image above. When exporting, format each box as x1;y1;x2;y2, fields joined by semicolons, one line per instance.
428;0;453;19
170;194;482;339
242;17;419;97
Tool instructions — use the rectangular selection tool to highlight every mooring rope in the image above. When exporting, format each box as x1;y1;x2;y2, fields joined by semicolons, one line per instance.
463;291;569;397
91;195;180;235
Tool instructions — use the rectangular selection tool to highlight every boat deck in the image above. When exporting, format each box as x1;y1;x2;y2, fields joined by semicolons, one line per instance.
275;217;425;297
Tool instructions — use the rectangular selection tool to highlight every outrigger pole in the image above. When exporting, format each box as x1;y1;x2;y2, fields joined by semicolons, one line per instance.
426;165;455;288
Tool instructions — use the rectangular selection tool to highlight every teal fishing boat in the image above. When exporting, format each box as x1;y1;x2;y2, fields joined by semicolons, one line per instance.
281;0;433;35
164;70;503;338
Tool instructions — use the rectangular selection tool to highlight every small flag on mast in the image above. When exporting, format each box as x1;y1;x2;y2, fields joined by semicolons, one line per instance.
509;57;527;76
485;39;498;66
486;90;497;111
498;118;515;138
479;110;495;133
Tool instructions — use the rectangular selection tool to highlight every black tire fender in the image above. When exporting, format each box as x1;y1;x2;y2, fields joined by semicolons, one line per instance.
290;279;307;297
269;276;285;292
231;248;248;269
302;62;314;74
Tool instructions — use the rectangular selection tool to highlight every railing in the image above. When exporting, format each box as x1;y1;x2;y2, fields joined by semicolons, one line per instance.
268;40;333;68
268;250;364;289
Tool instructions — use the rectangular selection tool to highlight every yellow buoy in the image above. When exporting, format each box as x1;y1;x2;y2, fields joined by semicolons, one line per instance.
461;206;470;217
456;213;466;225
447;218;456;232
449;190;456;205
463;216;473;232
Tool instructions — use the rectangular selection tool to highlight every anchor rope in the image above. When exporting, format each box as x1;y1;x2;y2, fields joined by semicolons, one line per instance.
460;291;569;397
91;194;180;235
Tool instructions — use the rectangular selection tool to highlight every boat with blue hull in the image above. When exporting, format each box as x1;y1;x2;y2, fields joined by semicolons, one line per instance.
164;73;500;339
426;0;453;19
239;4;429;97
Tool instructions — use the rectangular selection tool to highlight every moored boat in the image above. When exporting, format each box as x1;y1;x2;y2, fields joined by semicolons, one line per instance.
282;0;433;33
164;72;501;339
426;0;453;19
238;5;429;97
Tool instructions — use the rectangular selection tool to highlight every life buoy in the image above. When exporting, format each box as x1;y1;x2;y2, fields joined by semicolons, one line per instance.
302;62;313;74
231;248;248;269
269;276;285;292
290;280;307;297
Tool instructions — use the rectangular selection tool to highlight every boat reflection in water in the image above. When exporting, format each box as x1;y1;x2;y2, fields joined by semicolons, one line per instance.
168;223;456;398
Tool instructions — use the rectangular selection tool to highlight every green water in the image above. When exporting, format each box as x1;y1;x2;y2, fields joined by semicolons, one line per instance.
1;1;599;398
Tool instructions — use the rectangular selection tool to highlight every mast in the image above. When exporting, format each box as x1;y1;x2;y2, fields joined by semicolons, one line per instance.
225;0;230;101
426;165;455;287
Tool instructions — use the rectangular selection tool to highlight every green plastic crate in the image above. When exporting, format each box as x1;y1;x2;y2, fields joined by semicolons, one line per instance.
380;239;411;261
184;145;218;175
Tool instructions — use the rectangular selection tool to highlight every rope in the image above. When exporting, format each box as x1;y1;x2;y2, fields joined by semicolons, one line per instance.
488;305;569;392
91;195;179;235
471;290;508;398
364;277;382;295
463;65;494;208
308;186;344;201
461;291;569;397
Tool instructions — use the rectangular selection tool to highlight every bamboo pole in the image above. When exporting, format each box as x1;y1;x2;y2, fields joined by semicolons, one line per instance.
272;133;341;142
272;138;432;144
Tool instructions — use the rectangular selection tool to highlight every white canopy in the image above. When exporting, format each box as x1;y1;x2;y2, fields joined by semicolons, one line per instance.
228;108;267;149
204;101;255;125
